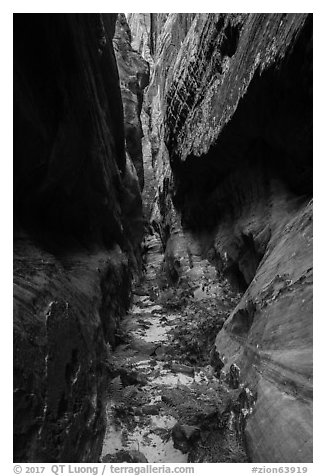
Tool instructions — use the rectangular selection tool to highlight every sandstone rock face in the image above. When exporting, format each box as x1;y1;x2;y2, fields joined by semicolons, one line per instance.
113;14;150;189
127;14;169;63
14;14;143;462
125;14;170;220
141;13;312;462
126;14;154;66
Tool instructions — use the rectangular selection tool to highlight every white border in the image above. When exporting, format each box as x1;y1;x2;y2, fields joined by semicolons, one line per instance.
2;3;323;473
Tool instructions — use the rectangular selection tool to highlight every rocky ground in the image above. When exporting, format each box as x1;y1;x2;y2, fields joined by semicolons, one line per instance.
100;233;255;463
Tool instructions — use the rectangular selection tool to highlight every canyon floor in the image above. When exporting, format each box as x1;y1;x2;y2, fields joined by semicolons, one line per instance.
100;234;252;463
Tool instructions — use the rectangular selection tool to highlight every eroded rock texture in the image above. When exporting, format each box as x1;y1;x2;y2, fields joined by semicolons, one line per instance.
113;14;150;189
127;14;169;63
125;14;167;219
139;13;312;462
14;14;143;462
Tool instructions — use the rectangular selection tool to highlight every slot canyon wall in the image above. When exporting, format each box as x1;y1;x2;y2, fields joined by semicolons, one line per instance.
128;13;313;462
13;13;146;462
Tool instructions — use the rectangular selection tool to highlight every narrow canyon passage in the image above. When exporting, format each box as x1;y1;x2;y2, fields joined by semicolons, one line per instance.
13;13;312;464
100;232;252;463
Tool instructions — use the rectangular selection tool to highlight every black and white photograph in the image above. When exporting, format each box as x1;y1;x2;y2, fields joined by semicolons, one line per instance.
10;4;314;470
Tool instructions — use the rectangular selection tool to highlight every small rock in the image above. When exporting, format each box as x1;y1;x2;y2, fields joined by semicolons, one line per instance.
120;368;147;386
150;344;162;357
135;295;151;303
209;346;224;375
171;363;194;376
203;365;215;379
149;305;163;313
172;423;200;453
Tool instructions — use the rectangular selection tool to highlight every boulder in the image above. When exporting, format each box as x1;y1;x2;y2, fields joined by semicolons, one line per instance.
172;423;200;453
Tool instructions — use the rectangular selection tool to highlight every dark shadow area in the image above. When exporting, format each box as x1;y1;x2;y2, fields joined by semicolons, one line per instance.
170;15;312;231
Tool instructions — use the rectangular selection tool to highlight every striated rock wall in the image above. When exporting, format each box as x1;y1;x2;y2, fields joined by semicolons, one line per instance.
141;13;312;462
127;14;169;63
13;13;144;462
113;14;150;190
125;13;173;221
126;14;154;66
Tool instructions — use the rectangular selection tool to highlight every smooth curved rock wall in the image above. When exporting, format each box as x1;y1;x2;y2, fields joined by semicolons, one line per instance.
14;13;144;462
143;13;312;462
